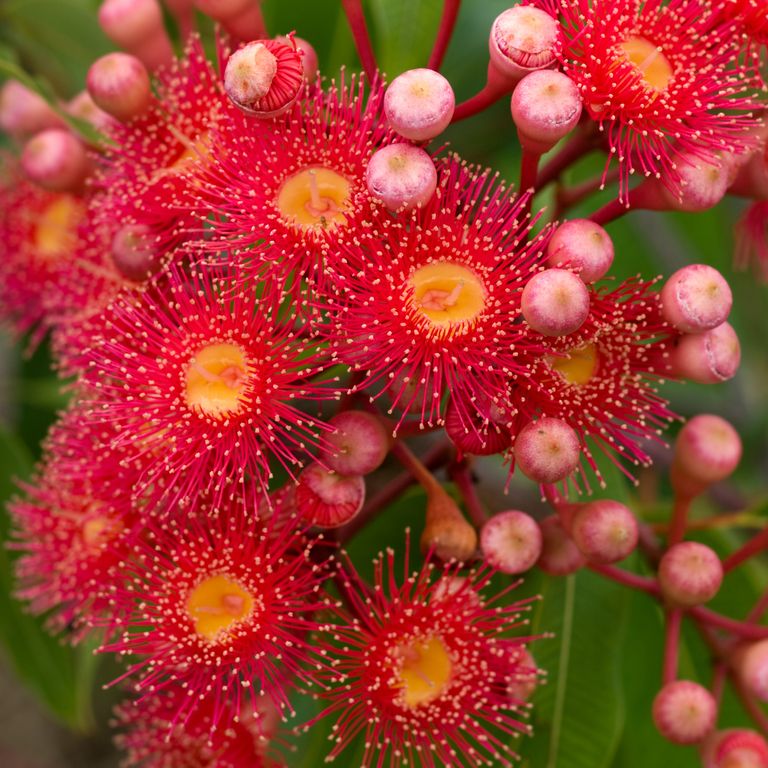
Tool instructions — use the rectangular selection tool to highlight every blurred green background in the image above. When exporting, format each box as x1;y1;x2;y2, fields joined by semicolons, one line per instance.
0;1;767;766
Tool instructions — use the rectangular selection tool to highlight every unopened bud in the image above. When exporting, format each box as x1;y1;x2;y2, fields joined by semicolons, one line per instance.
661;264;732;333
480;510;543;574
514;417;581;484
658;541;723;607
570;499;638;564
87;52;152;122
224;38;304;118
194;0;266;41
384;68;455;142
702;729;768;768
736;639;768;703
366;144;437;211
511;70;582;155
111;224;163;282
0;80;62;138
652;680;716;745
521;268;591;337
547;219;614;283
98;0;174;70
537;514;585;575
319;411;390;477
421;486;478;563
672;322;741;384
21;129;90;193
294;463;365;528
277;35;319;84
489;6;561;83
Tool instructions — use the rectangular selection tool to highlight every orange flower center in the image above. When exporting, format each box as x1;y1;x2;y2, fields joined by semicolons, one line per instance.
393;635;453;708
185;342;250;418
186;574;255;642
549;343;599;385
618;36;673;92
33;195;83;261
276;166;352;231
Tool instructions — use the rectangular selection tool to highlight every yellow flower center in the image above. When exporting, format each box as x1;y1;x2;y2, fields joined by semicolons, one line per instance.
549;343;599;385
276;166;352;231
618;36;673;91
33;195;83;261
410;262;486;333
81;516;122;551
186;574;255;642
394;635;453;708
185;342;250;418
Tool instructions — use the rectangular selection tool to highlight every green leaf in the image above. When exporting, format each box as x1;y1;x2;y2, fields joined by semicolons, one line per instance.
520;568;631;768
0;425;98;731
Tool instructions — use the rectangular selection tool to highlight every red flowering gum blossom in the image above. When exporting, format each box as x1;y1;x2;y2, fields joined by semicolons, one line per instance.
82;263;339;513
313;546;537;767
98;502;330;725
224;37;304;118
114;681;284;767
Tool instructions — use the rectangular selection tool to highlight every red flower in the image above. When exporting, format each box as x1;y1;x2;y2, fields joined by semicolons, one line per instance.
82;262;339;512
535;0;759;200
326;160;549;432
314;545;536;767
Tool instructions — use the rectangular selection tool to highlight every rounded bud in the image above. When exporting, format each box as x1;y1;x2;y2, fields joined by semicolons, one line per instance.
661;265;732;333
537;514;586;575
365;144;437;211
663;156;730;213
652;680;717;745
736;640;768;702
511;70;582;155
276;35;319;84
21;129;90;193
489;6;561;82
672;322;741;385
421;487;478;563
515;417;581;484
570;500;638;564
658;542;723;607
224;38;304;118
480;510;543;574
521;268;591;337
507;647;539;702
87;52;152;122
384;68;455;142
98;0;173;70
546;219;614;283
194;0;266;40
294;463;365;528
111;224;163;282
671;414;742;498
0;80;62;138
319;411;390;477
702;729;768;768
445;395;512;457
67;91;117;138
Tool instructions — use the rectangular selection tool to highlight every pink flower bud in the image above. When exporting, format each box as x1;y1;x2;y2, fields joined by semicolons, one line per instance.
672;322;741;384
365;144;437;211
489;6;561;82
67;91;117;138
511;70;582;155
318;411;390;477
98;0;174;70
671;414;742;498
662;156;730;213
294;463;365;528
21;129;90;193
652;680;717;745
0;80;62;138
702;729;768;768
384;68;455;142
658;542;723;607
537;514;585;575
480;510;543;574
661;264;732;333
111;224;163;282
521;268;591;337
87;52;152;122
514;417;581;484
276;35;319;84
194;0;266;41
224;38;304;118
444;395;512;457
570;499;638;564
736;640;768;702
546;219;614;283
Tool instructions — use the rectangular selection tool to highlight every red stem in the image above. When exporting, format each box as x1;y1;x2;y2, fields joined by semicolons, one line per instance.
588;563;659;595
662;608;682;684
452;64;510;122
667;494;692;546
723;526;768;573
341;0;378;83
519;150;540;196
428;0;462;71
746;588;768;624
536;129;595;189
448;459;487;528
589;195;631;226
691;606;768;641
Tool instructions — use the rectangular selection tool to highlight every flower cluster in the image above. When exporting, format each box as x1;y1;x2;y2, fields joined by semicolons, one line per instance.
0;0;767;766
